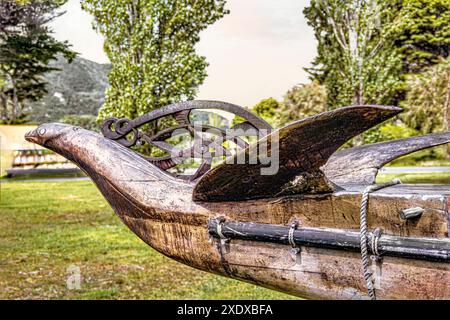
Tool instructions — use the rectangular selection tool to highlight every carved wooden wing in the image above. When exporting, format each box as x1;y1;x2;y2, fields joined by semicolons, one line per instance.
192;105;402;201
324;132;450;187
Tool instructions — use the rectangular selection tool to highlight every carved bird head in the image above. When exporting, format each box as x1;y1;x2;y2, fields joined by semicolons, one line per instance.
25;122;194;213
25;123;84;160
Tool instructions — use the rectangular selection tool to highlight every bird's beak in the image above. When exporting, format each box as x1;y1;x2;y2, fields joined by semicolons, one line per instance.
25;128;39;144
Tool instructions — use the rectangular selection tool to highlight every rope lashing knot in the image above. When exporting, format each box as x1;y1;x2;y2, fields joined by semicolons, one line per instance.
360;178;401;300
371;228;383;258
288;220;299;247
216;217;230;243
288;220;301;257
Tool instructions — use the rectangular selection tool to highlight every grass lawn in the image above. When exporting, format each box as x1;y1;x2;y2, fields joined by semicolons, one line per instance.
0;180;295;300
376;172;450;184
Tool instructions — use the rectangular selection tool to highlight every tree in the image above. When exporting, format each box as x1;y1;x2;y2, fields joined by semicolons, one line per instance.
279;81;328;126
304;0;404;108
396;0;450;74
81;0;229;122
0;0;76;124
252;97;281;127
402;58;450;137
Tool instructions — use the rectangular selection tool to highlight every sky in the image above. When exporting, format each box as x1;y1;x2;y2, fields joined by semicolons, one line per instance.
51;0;316;107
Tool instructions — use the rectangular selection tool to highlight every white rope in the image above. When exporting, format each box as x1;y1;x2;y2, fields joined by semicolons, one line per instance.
360;179;401;300
371;228;382;257
216;218;229;241
288;220;299;247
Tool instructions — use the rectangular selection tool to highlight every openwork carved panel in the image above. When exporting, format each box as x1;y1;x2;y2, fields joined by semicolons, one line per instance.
101;100;272;181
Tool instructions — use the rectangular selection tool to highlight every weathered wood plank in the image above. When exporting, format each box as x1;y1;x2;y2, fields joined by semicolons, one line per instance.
217;240;450;300
200;190;449;238
208;220;450;262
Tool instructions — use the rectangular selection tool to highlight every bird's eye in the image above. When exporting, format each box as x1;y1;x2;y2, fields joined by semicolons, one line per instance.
38;128;46;135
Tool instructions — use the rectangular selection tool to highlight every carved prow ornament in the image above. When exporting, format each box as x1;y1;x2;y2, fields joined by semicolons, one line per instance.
25;101;450;300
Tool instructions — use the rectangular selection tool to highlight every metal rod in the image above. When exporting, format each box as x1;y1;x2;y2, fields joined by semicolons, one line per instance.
208;219;450;262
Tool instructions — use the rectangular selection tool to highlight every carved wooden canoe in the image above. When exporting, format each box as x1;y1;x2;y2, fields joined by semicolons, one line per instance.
25;101;450;300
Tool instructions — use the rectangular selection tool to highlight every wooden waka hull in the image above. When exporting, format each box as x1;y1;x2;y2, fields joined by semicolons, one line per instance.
25;123;450;300
113;184;450;300
83;133;449;300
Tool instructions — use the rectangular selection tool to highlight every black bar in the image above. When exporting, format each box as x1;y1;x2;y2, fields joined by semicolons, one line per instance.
208;219;450;262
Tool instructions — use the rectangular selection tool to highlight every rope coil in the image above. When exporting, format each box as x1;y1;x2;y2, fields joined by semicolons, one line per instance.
360;178;401;300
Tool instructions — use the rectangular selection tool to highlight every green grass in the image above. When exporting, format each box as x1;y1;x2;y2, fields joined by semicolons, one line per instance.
387;159;450;167
377;172;450;184
0;180;294;300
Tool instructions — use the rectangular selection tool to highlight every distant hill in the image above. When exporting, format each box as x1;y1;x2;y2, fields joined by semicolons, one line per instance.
29;56;111;123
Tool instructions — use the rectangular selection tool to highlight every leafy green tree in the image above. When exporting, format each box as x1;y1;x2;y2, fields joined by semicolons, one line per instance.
0;0;76;124
396;0;450;74
304;0;404;107
402;58;450;136
252;97;281;127
81;0;229;122
361;121;418;144
279;81;328;126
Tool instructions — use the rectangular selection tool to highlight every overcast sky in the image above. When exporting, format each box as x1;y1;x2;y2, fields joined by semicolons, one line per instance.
51;0;316;107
